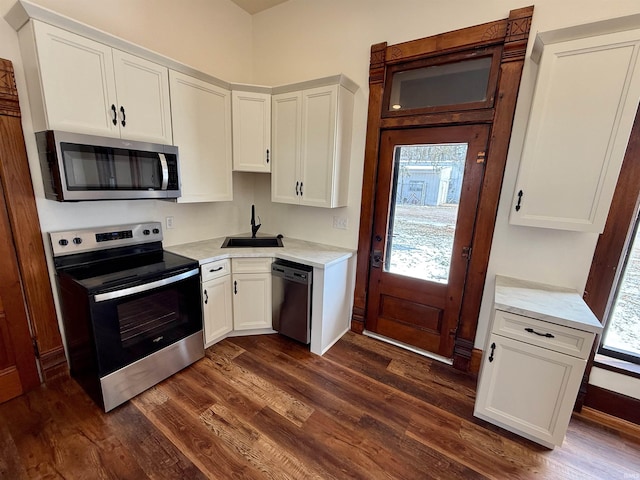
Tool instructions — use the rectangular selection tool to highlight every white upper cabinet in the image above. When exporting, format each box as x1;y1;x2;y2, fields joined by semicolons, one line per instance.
510;27;640;233
271;80;355;208
271;91;302;205
111;50;172;144
170;71;233;203
20;20;171;144
232;90;271;172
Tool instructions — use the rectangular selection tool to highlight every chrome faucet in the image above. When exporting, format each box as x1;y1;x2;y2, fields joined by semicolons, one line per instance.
251;204;261;238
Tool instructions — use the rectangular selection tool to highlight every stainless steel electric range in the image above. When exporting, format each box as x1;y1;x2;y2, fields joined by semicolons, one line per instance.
51;222;203;412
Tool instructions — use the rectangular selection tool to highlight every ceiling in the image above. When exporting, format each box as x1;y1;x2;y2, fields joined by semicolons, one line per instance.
230;0;290;15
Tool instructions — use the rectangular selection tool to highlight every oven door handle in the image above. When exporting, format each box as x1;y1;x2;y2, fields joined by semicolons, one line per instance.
94;268;199;302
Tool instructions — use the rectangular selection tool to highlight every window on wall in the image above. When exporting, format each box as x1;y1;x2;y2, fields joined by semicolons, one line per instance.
598;210;640;364
584;105;640;368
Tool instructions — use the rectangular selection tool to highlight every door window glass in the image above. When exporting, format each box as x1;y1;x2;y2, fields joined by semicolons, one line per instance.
388;57;492;112
385;143;468;283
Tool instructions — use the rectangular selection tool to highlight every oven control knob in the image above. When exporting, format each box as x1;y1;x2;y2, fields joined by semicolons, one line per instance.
72;237;82;245
143;229;150;235
58;239;69;246
152;228;160;234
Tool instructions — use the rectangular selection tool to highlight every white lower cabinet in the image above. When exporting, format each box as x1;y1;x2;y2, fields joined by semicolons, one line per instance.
474;277;601;449
474;327;586;448
201;259;233;347
231;258;273;331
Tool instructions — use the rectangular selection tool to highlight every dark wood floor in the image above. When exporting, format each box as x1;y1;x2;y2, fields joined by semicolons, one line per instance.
2;332;640;479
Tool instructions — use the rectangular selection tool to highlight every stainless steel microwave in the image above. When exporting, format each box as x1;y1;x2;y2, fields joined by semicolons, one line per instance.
36;130;181;202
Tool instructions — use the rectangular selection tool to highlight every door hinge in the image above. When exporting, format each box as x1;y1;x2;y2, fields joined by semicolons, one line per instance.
462;246;472;260
32;338;40;358
476;151;486;164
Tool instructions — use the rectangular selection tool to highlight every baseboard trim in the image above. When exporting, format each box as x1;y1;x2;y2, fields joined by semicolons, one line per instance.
469;348;483;375
584;384;640;426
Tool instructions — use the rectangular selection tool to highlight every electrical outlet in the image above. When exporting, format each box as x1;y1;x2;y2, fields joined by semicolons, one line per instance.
333;216;348;230
166;216;174;229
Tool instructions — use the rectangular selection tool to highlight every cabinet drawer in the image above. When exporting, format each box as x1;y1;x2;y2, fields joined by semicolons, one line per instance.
232;257;272;274
492;310;595;359
201;259;230;282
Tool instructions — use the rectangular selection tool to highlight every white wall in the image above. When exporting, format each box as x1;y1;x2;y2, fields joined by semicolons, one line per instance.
0;0;258;250
251;0;640;342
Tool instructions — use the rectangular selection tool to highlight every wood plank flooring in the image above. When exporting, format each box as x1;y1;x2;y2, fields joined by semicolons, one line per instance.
1;332;639;479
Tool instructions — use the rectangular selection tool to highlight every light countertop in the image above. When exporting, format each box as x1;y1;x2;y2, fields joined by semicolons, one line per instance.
165;234;354;269
494;275;603;334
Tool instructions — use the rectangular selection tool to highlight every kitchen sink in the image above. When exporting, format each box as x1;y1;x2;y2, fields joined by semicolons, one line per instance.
221;236;283;248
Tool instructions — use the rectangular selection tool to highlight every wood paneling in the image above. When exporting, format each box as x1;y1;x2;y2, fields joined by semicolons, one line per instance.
581;105;640;411
1;332;639;479
0;58;66;382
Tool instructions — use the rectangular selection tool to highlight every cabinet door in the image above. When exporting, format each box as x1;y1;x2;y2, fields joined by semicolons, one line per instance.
300;85;338;208
232;91;271;172
112;50;172;144
474;333;585;448
202;276;233;347
32;21;118;137
271;91;302;205
232;273;272;331
169;71;233;203
510;29;640;232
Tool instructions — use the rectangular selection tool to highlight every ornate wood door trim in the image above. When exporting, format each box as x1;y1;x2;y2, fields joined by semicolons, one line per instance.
351;7;533;372
0;58;67;383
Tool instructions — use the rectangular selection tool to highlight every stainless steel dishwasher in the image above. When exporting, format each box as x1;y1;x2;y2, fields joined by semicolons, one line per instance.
271;259;313;344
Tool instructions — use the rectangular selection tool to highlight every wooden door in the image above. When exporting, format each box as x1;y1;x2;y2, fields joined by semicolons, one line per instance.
0;180;40;404
366;125;489;358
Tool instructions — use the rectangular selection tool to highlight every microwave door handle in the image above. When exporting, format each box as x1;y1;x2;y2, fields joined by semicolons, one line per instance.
93;268;199;302
159;153;169;190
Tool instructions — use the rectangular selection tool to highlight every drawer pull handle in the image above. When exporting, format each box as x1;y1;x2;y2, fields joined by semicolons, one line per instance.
234;280;238;294
204;289;208;304
489;342;496;362
209;267;223;273
525;327;555;338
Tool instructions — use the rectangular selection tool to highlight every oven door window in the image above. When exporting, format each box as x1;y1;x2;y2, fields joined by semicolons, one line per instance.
90;273;202;376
